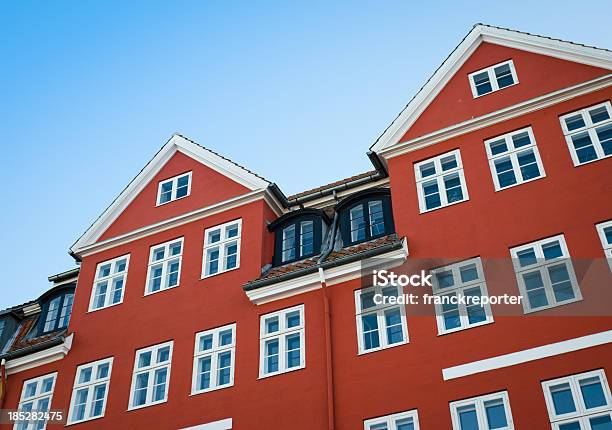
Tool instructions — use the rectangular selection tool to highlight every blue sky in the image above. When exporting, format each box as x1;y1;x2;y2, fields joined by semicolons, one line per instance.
1;1;610;309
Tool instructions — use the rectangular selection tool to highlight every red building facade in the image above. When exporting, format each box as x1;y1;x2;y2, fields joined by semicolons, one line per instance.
1;24;611;430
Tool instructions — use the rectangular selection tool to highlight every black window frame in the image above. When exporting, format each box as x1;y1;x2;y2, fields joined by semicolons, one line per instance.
269;209;329;266
337;189;395;246
37;286;75;335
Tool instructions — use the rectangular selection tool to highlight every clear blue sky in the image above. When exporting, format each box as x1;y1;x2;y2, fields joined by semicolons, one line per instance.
1;1;610;309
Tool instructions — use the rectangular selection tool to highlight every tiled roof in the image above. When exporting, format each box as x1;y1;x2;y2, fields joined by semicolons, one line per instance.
2;316;66;358
245;234;401;287
287;170;379;200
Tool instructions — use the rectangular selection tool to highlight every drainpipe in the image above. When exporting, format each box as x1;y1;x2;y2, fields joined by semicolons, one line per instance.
0;358;6;408
319;268;335;430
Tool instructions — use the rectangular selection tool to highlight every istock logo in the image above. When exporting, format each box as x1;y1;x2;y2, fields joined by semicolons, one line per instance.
373;269;432;287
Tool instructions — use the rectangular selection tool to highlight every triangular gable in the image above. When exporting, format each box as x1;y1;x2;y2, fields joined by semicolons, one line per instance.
71;134;269;253
371;24;612;154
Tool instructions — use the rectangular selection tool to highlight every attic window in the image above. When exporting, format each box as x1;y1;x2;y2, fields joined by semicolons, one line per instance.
269;211;327;266
337;189;395;246
40;290;74;334
157;172;192;205
468;60;518;98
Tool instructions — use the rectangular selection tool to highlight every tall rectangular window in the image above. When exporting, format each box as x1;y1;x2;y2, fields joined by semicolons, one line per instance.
596;220;612;272
129;341;173;410
364;409;420;430
89;255;130;311
510;234;582;313
468;60;518;97
202;220;241;277
414;149;469;213
560;101;612;166
450;391;515;430
192;323;236;394
259;305;305;378
67;358;113;424
431;257;494;334
485;127;545;191
14;373;57;430
355;283;408;354
542;369;612;429
156;172;192;205
145;238;183;295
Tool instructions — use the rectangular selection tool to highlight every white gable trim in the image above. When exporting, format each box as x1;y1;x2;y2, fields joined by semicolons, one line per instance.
71;134;270;253
372;24;612;155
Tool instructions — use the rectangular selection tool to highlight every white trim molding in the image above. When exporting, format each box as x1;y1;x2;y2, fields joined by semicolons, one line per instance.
371;24;612;156
71;134;272;254
5;333;74;375
442;330;612;380
246;238;409;305
179;418;232;430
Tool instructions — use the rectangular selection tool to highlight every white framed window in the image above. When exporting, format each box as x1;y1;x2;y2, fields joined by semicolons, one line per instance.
468;60;518;98
156;172;192;205
14;373;57;430
89;255;130;311
542;369;612;429
510;234;582;313
202;220;241;278
414;149;469;213
485;127;546;191
560;101;612;166
259;305;305;378
355;283;408;354
596;220;612;272
145;238;183;295
128;341;173;410
431;257;494;335
364;409;420;430
450;391;514;430
192;323;236;395
67;358;113;425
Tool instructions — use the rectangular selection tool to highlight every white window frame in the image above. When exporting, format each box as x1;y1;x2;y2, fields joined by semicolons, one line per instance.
259;304;305;378
542;369;612;429
14;372;57;430
67;358;113;425
89;254;130;311
596;220;612;272
468;60;519;98
485;127;546;191
431;257;494;335
156;171;192;206
202;219;242;278
450;391;515;430
191;323;236;395
510;234;582;314
364;409;420;430
414;149;469;213
144;237;184;295
128;341;173;410
560;101;612;166
355;283;409;355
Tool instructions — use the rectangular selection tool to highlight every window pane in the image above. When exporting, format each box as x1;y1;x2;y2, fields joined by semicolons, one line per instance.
282;224;296;262
152;368;167;401
206;248;219;276
558;422;581;430
441;154;458;171
152;247;165;261
384;308;404;344
159;182;173;203
465;287;487;324
484;399;508;429
548;264;575;302
138;351;152;368
360;291;377;310
176;175;189;198
512;131;531;148
265;316;279;334
197;356;211;390
489;138;508;155
474;71;492;96
589;415;612;429
542;241;563;260
217;351;232;385
97;363;110;379
369;200;385;237
436;270;454;289
590;106;611;124
350;205;366;242
580;377;608;409
79;367;92;384
551;383;577;415
133;373;149;406
596;123;612;155
565;114;586;131
99;264;111;278
199;334;213;351
396;418;414;430
286;310;301;328
111;276;124;304
226;224;239;238
72;388;88;421
605;227;612;245
361;313;380;350
300;221;315;257
219;329;233;346
457;404;479;430
24;382;37;398
523;271;548;308
419;161;436;178
572;132;598;163
41;377;54;393
495;157;517;188
444;173;464;203
517;248;537;267
286;334;301;368
460;264;479;283
517;149;541;181
157;346;170;363
208;229;221;244
265;339;279;373
90;384;106;417
423;180;441;210
494;63;514;88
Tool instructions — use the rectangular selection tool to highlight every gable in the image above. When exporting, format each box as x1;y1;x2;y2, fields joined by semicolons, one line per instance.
71;134;271;254
99;150;251;241
401;42;610;141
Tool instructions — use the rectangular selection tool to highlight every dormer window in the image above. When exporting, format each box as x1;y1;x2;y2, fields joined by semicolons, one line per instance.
39;289;74;334
468;60;518;98
157;172;192;205
269;210;329;266
338;189;395;246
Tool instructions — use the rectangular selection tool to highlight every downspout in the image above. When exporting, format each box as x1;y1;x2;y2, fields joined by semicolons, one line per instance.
317;210;338;430
0;358;6;408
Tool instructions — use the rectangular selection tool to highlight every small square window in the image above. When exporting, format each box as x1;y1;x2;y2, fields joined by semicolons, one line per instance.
156;172;192;205
468;60;518;98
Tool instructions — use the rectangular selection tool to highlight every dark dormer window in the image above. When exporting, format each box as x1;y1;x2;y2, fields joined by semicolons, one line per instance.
338;189;394;246
40;289;74;334
269;209;329;266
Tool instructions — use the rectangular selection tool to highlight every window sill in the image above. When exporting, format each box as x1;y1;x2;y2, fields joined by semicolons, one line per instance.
190;382;234;396
471;81;519;99
155;194;190;207
437;318;495;336
258;364;305;380
419;198;469;215
127;398;168;412
87;300;124;313
144;284;180;297
522;296;583;314
571;152;612;167
358;339;408;355
66;414;106;426
201;266;240;280
493;174;546;192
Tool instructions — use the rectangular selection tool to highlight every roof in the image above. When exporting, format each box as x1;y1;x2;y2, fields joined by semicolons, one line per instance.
71;134;271;254
287;170;380;200
244;234;402;290
370;23;612;155
2;317;66;359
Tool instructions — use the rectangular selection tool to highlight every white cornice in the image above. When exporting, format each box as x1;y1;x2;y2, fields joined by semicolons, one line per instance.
71;134;270;253
371;24;612;155
246;238;409;305
380;74;612;159
5;334;73;376
74;189;283;258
